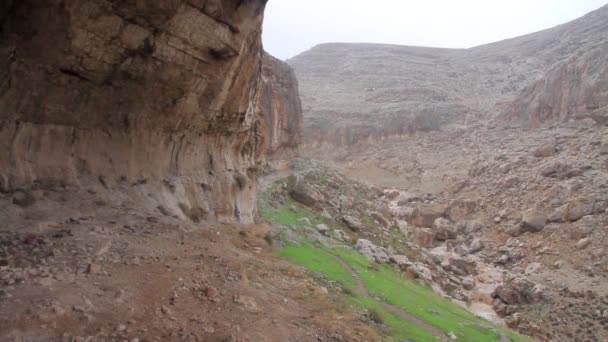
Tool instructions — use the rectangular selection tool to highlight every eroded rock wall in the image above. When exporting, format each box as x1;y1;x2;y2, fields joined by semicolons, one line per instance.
256;52;302;169
0;0;268;223
501;43;608;127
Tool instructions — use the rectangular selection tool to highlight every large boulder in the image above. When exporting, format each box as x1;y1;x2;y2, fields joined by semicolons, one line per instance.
447;256;478;276
539;162;583;179
342;215;364;232
548;201;595;223
355;239;390;264
410;203;448;227
433;217;460;241
413;228;435;248
389;255;411;269
287;175;323;207
492;276;545;305
447;200;477;221
533;143;557;157
405;263;434;283
520;209;547;233
370;211;391;228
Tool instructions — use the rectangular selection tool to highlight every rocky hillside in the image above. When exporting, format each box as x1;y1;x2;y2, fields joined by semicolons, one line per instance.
289;4;608;146
501;42;608;126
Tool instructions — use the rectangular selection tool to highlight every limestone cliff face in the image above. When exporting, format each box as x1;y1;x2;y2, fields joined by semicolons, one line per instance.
0;0;268;223
501;43;608;127
256;52;302;169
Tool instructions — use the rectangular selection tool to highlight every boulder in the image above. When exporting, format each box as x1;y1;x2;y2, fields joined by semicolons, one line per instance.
389;255;410;268
539;162;583;179
533;143;557;157
342;216;363;232
316;224;330;235
462;277;476;290
12;191;36;208
447;200;477;221
287;175;323;207
468;238;484;254
576;238;591;250
492;276;545;305
334;230;350;242
570;216;599;240
548;202;594;223
413;228;435;248
521;209;547;233
433;217;460;241
567;201;594;222
405;263;434;283
410;203;448;227
370;211;391;228
355;239;390;264
459;221;482;234
448;256;478;276
524;262;542;275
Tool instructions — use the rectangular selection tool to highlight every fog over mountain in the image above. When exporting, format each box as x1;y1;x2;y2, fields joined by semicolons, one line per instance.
264;0;608;59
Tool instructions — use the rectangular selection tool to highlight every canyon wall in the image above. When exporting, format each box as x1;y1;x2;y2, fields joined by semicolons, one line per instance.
501;42;608;127
0;0;269;223
256;52;302;169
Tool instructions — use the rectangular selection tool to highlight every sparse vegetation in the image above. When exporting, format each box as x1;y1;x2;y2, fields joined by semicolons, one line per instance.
280;243;533;342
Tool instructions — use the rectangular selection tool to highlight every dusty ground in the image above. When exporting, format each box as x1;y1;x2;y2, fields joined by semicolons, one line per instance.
0;187;382;342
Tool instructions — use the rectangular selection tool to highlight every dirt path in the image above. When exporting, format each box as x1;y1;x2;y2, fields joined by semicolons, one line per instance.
332;256;448;341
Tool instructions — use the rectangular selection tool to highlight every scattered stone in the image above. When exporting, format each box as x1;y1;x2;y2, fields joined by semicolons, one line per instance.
389;255;410;267
448;256;478;276
12;191;36;207
533;143;557;157
370;211;391;228
405;263;433;283
316;224;330;235
334;230;350;242
576;238;591;250
525;262;542;275
355;239;390;264
554;260;564;269
468;238;484;254
410;203;448;227
413;227;435;248
520;209;547;233
87;263;101;275
540;161;583;179
342;216;363;232
287;174;323;207
433;217;459;241
204;286;220;299
492;276;545;305
462;277;476;290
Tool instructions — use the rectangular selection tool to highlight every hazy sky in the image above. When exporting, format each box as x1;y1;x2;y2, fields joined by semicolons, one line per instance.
263;0;608;60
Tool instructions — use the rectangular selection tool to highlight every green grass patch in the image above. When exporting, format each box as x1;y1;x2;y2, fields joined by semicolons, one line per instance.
280;244;438;341
332;248;534;342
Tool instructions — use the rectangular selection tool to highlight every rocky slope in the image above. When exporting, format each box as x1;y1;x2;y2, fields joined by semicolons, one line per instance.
289;4;608;146
290;120;608;341
0;0;269;224
501;42;608;126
